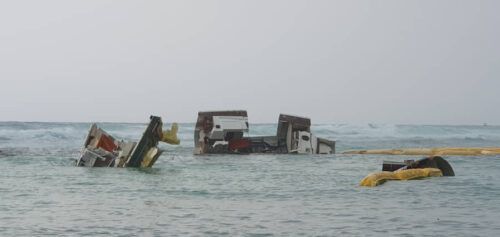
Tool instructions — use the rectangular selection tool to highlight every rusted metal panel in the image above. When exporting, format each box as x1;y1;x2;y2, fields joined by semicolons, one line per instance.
196;110;248;133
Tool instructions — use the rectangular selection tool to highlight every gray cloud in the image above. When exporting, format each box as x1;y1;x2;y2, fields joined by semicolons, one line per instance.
1;0;499;124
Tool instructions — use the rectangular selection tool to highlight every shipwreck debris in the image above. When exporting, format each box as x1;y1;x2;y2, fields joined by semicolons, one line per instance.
360;156;454;187
382;156;454;176
194;110;335;155
76;116;179;168
360;168;444;187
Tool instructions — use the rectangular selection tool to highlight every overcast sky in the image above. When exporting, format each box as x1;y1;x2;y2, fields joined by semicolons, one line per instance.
0;0;498;124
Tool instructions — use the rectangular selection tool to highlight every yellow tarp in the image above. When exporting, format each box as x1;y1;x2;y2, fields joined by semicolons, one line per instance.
360;168;443;187
344;147;500;156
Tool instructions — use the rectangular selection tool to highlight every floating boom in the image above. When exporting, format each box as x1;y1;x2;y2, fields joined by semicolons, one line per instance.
360;168;443;187
344;147;500;156
360;156;454;187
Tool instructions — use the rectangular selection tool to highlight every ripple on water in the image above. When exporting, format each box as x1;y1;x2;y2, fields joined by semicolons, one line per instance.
1;124;500;236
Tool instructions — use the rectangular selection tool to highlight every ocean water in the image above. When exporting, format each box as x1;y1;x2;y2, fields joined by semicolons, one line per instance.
1;122;500;236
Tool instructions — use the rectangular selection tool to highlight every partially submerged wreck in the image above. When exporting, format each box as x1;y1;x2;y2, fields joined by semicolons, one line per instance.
360;156;455;187
76;116;179;167
381;156;455;176
194;110;335;155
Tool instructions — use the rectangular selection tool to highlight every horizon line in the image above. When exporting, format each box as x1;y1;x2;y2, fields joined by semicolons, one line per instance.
0;120;497;127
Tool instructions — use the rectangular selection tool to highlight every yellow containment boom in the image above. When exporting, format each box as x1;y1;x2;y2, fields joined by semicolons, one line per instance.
344;147;500;156
360;168;443;187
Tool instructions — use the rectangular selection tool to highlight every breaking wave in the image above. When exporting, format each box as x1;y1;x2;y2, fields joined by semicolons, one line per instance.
1;122;500;152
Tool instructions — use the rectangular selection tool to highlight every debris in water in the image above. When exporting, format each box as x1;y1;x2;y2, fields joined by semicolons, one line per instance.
360;156;454;187
76;116;179;168
194;110;335;155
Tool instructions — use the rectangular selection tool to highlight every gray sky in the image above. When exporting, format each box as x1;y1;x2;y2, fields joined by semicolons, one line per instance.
0;0;499;124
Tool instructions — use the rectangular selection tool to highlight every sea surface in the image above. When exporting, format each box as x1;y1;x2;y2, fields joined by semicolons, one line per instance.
1;122;500;236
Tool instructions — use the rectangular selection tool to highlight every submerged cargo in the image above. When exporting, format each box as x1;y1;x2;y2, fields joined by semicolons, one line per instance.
194;110;335;155
76;116;179;168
